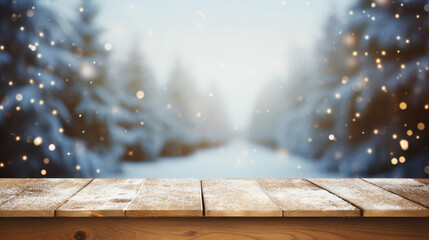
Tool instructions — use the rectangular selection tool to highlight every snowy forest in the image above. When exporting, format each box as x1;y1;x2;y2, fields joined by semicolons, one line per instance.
0;0;230;177
250;0;429;177
1;0;428;178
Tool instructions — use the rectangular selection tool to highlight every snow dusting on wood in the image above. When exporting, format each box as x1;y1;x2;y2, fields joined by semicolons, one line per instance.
56;178;144;217
258;179;360;217
0;179;38;206
202;179;282;217
0;179;91;217
309;178;429;217
1;178;429;218
126;178;202;217
365;178;429;208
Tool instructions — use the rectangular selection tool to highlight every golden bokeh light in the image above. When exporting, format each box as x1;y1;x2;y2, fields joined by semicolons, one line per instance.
399;139;409;151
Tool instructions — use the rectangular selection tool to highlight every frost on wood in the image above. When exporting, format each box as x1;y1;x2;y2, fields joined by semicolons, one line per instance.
258;179;358;213
0;179;90;216
202;179;281;216
309;179;427;215
56;179;144;216
365;178;429;208
0;179;39;205
126;179;202;213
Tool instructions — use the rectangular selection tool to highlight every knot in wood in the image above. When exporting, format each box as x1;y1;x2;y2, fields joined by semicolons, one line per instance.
74;231;86;240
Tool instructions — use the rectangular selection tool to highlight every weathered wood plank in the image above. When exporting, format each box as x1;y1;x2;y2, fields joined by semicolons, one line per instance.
0;178;91;217
56;179;144;217
0;179;39;206
417;179;429;186
1;217;429;240
258;179;361;217
364;178;429;208
309;178;429;217
202;179;282;217
126;179;202;217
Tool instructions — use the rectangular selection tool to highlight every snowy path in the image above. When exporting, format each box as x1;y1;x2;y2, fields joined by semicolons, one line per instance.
104;139;345;178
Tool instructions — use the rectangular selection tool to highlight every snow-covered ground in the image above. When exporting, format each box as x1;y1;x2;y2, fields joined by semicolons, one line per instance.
104;139;345;178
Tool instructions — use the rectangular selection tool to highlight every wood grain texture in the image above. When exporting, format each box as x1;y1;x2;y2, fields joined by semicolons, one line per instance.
258;179;361;217
202;179;282;217
417;179;429;186
1;178;429;218
0;178;91;217
1;217;429;240
0;179;39;206
309;178;429;217
364;179;429;208
126;179;202;217
56;179;144;217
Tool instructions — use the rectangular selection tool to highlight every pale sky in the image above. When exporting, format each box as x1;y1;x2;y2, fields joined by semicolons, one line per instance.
61;0;352;129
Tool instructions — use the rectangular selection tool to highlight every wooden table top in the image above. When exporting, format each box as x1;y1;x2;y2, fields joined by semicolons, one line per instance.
0;178;428;218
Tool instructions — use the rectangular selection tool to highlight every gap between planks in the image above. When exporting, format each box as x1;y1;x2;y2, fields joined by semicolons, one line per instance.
0;180;34;207
54;179;94;217
258;179;361;217
2;178;429;218
362;178;429;209
304;179;363;217
201;179;283;217
125;179;203;217
0;179;93;217
54;178;283;217
56;179;145;217
255;179;288;217
200;180;206;217
309;178;429;217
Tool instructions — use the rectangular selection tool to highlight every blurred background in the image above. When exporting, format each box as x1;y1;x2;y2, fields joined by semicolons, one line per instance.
0;0;428;178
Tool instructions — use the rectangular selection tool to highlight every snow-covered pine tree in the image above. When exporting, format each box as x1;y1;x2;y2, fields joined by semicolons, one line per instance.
248;45;314;155
248;79;289;147
0;0;84;177
118;42;159;101
162;62;202;156
111;44;165;160
61;0;123;175
317;0;429;176
197;85;230;147
275;10;352;160
251;1;428;177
